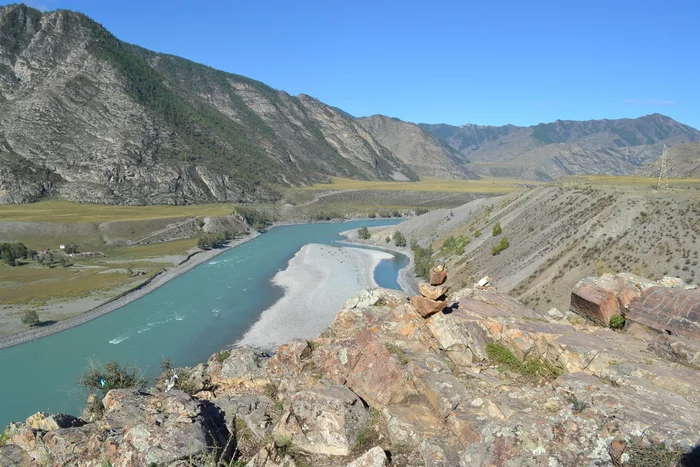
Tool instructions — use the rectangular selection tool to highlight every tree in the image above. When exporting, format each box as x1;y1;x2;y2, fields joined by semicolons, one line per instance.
358;227;371;240
492;222;502;236
21;309;39;326
393;231;407;247
1;249;15;266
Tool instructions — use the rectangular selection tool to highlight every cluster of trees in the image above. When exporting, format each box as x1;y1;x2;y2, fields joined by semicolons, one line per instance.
1;242;29;266
367;211;404;219
197;231;234;250
411;240;434;280
393;231;407;247
236;207;274;231
442;235;471;256
358;227;371;240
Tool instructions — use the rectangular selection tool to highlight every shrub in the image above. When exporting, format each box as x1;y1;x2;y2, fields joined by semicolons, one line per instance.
491;236;510;255
358;227;371;240
609;314;625;329
385;236;390;243
79;360;146;396
492;222;502;236
411;240;433;280
392;231;407;247
21;309;39;326
474;230;482;237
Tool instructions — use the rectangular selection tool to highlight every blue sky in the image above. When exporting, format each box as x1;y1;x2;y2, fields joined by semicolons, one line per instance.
11;0;700;128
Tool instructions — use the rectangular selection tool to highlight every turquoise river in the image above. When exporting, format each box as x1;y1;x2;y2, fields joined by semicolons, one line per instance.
0;220;406;426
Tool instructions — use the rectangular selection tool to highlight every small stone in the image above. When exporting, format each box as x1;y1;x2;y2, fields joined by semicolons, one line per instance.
346;446;388;467
547;307;564;319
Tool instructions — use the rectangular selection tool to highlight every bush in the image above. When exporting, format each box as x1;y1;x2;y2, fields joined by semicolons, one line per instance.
491;236;510;255
21;309;39;326
385;236;390;243
79;360;146;396
393;231;407;247
474;230;482;237
492;222;502;236
609;314;625;329
358;227;371;240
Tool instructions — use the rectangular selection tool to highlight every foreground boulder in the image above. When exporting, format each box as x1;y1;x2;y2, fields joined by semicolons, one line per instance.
273;385;369;456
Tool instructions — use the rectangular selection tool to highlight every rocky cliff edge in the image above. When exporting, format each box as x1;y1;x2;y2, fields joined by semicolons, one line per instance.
2;274;700;466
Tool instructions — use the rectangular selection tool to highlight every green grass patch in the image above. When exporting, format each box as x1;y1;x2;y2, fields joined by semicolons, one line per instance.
384;343;410;365
486;341;562;381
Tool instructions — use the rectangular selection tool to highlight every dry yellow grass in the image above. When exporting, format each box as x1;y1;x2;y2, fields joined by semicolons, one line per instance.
0;200;234;223
298;177;539;193
562;175;700;185
0;264;147;306
105;238;197;259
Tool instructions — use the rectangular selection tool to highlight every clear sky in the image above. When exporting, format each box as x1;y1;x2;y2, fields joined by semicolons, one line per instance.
10;0;700;128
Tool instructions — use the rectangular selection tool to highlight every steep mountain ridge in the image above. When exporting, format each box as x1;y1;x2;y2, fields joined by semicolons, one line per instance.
0;5;417;205
356;115;479;179
420;114;700;180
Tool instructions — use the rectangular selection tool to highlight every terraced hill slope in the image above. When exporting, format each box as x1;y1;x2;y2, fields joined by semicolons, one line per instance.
382;179;700;312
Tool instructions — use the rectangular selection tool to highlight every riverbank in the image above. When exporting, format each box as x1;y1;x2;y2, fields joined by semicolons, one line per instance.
338;226;420;296
0;232;259;350
238;243;393;351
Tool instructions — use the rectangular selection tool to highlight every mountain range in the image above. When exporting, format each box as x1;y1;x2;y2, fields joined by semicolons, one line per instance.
418;114;700;180
0;4;698;205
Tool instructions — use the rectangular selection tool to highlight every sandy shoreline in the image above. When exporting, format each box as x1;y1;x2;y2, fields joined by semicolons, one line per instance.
0;232;259;350
238;243;393;351
337;227;420;296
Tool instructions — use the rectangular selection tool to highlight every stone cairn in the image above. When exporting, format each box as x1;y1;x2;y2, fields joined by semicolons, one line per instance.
410;262;449;318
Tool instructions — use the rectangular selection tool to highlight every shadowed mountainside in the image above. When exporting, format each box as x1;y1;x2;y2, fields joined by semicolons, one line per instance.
356;115;479;179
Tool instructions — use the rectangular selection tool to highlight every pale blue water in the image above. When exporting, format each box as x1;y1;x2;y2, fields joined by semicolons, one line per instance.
0;220;406;426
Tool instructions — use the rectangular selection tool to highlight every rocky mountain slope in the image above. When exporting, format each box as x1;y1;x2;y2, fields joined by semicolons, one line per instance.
635;141;700;178
420;114;700;180
3;278;699;466
356;115;478;179
379;181;700;313
0;5;417;205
